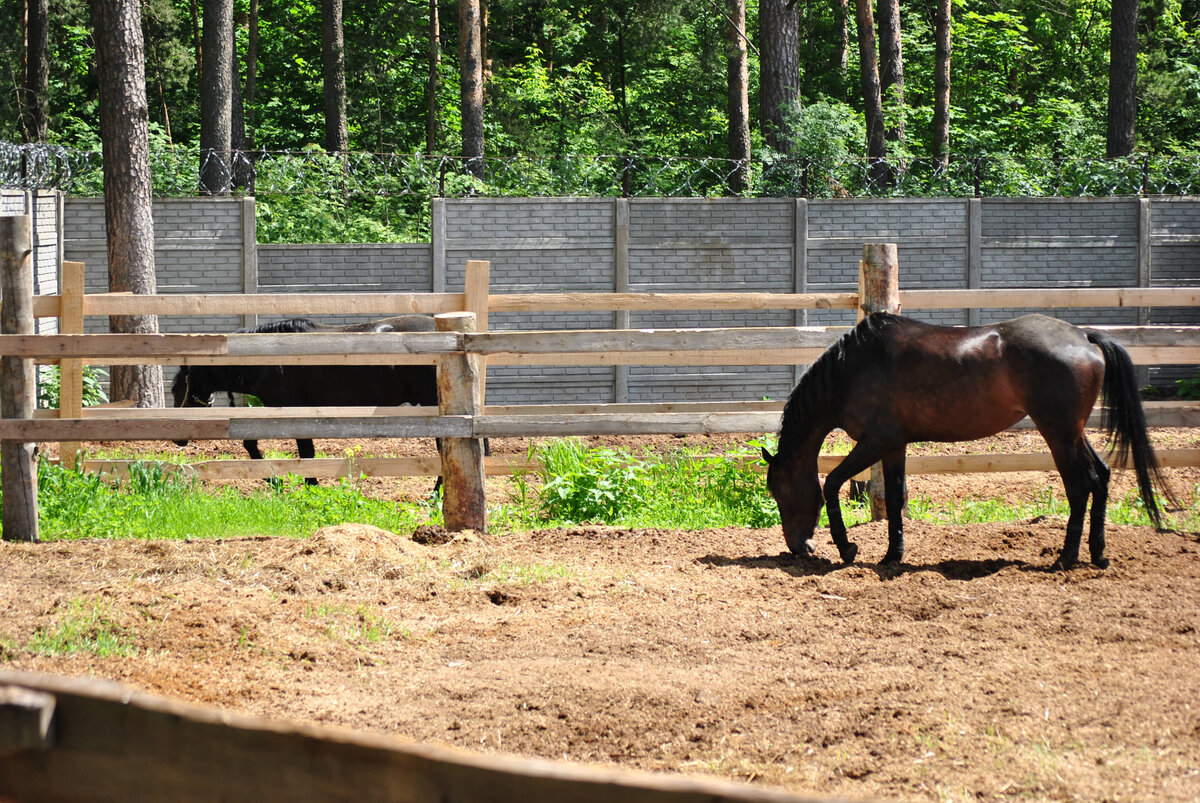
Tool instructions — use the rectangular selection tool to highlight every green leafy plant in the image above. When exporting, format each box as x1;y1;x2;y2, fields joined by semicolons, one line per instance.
37;365;109;409
1177;372;1200;400
537;439;649;524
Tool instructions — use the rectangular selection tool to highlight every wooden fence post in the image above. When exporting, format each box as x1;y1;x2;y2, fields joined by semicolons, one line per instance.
857;243;902;522
463;260;490;408
59;261;85;467
1;213;39;543
435;312;486;532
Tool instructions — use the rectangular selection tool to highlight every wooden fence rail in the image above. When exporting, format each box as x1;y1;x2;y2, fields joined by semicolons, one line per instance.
3;245;1200;539
0;670;836;803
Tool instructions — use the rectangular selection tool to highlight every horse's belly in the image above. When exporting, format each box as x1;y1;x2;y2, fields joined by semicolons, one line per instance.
844;386;1025;444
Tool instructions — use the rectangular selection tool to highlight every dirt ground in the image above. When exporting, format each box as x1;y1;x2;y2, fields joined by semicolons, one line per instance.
2;431;1199;803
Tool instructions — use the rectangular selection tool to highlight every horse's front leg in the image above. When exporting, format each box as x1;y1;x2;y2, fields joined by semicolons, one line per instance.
298;439;318;486
824;442;888;565
879;451;908;564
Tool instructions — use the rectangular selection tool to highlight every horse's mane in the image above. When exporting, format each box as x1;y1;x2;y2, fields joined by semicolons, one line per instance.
777;312;898;453
238;318;323;334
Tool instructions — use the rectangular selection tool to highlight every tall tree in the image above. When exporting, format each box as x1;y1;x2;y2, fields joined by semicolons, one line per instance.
759;0;800;153
1107;0;1138;157
23;0;49;141
427;0;441;152
932;0;952;164
725;0;751;194
459;0;485;176
877;0;905;144
91;0;164;408
322;0;348;153
200;0;233;194
854;0;888;184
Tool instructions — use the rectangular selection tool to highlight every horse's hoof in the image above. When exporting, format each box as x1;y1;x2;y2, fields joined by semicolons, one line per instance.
1093;556;1111;569
839;543;858;565
880;551;903;565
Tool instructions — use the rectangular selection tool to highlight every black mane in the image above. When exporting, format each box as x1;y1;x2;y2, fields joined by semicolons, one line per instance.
777;312;898;454
238;318;323;334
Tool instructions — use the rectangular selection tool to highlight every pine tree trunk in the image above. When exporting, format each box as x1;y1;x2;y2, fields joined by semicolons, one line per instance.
322;0;349;153
878;0;905;145
725;0;751;194
1106;0;1138;157
91;0;164;409
458;0;485;177
855;0;887;160
24;0;49;141
759;0;800;154
427;0;441;152
200;0;233;195
932;0;952;164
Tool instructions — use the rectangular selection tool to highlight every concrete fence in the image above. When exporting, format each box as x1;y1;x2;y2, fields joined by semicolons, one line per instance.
36;193;1200;403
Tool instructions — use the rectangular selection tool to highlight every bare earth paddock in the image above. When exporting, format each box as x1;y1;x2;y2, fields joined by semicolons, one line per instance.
2;430;1199;803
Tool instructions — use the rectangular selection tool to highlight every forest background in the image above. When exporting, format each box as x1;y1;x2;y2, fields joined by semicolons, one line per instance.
2;0;1199;244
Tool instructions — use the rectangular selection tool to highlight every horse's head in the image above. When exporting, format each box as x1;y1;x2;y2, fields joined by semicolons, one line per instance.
171;366;214;447
762;447;822;556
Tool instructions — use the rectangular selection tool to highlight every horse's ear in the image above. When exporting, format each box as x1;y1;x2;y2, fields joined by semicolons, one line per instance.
761;447;775;466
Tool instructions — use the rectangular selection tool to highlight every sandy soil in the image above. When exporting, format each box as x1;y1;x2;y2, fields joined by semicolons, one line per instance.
2;431;1199;803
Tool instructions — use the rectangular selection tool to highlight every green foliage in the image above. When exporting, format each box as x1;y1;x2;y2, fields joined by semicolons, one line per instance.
537;439;650;524
37;365;110;410
1177;372;1200;400
22;597;137;658
27;459;425;541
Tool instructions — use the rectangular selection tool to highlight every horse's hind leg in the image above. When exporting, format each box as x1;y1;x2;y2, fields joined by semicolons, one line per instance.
1045;435;1106;569
1085;441;1111;568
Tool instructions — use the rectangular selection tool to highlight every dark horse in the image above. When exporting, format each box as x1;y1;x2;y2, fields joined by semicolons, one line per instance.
762;312;1174;570
172;315;438;486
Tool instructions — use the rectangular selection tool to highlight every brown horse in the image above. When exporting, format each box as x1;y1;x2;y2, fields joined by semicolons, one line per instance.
761;312;1174;569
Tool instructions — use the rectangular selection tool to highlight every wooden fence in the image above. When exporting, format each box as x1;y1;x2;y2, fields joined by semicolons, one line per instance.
0;670;843;803
2;237;1200;537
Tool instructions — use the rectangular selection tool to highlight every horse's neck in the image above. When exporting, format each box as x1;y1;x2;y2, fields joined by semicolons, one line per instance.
777;423;829;473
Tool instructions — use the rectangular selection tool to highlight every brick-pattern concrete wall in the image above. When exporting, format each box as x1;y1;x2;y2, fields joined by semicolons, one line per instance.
49;196;1200;405
258;243;431;328
3;190;62;402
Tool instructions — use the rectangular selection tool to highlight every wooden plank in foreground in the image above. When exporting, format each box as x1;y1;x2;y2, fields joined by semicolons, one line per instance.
0;671;841;803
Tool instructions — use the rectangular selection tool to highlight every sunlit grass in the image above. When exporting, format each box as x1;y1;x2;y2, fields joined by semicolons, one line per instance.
8;442;1197;542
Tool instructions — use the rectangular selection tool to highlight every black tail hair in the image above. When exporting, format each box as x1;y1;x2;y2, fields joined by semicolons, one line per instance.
1087;330;1176;528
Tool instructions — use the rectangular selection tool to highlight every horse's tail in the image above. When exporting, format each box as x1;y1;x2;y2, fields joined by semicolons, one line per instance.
1087;330;1176;528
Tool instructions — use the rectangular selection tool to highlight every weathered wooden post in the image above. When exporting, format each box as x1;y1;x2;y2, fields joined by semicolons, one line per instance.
857;243;901;522
58;261;85;468
435;311;486;532
1;213;39;542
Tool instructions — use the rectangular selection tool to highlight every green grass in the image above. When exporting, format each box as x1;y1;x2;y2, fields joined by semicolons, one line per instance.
3;443;1196;542
4;597;137;658
25;459;429;541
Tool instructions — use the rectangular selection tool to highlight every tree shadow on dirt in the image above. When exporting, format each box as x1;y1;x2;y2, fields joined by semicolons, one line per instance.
698;552;1026;580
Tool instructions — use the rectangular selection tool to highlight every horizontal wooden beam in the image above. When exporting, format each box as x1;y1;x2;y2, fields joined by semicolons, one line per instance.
15;399;1200;444
81;455;540;481
473;412;782;437
488;291;861;312
4;326;1199;368
32;292;466;318
818;448;1200;475
900;287;1200;310
0;670;822;803
29;287;1200;322
80;447;1200;483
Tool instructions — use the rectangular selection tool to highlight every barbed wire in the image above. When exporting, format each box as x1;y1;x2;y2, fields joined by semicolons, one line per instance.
3;142;1199;198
